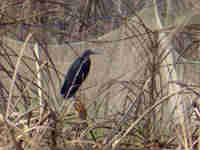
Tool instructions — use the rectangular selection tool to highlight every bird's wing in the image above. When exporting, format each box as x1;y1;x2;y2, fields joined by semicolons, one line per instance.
60;57;82;97
61;57;91;98
79;58;91;81
67;57;82;78
67;58;90;93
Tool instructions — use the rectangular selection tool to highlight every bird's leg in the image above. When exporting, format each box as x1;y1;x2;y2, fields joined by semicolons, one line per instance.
73;99;96;142
74;99;87;120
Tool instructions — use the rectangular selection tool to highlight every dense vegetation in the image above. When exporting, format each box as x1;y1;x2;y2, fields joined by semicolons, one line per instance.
0;0;200;150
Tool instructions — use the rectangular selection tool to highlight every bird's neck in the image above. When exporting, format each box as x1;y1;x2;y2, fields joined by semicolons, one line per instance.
81;55;90;60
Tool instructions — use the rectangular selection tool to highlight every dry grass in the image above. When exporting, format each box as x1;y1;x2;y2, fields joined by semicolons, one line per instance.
1;0;200;150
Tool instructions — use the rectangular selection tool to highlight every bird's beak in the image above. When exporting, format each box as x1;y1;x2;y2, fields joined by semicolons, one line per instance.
92;49;102;55
93;51;101;55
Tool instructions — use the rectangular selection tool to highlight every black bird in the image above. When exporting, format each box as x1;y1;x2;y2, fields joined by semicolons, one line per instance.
60;49;100;99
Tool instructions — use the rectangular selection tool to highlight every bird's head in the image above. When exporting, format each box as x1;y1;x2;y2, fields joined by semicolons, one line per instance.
81;49;101;57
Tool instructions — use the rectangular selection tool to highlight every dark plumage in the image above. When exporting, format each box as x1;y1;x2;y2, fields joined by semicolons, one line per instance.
60;49;99;99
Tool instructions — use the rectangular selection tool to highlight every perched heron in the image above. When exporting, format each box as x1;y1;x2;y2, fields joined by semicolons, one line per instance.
60;49;100;99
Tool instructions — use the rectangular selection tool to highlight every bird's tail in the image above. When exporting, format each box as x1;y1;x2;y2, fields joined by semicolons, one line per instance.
60;85;67;98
